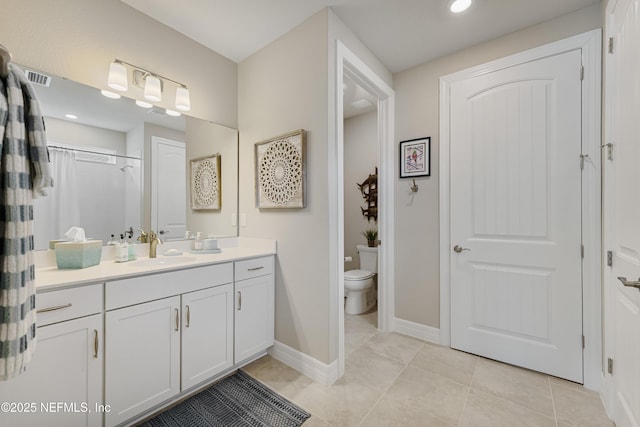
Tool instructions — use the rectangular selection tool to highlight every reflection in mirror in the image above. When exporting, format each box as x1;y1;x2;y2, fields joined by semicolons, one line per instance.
20;66;239;250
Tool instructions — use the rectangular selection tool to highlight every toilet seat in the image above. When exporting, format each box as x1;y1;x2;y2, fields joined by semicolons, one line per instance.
344;269;374;281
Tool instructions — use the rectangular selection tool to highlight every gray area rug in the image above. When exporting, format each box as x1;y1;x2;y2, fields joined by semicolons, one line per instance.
138;370;310;427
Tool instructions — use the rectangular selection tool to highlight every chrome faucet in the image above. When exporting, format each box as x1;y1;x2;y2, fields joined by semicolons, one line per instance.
148;231;162;258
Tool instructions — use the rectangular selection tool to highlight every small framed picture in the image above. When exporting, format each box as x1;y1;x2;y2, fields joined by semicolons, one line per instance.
399;137;430;178
190;154;221;210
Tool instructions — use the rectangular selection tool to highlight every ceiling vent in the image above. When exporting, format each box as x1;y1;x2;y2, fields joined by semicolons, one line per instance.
25;69;52;87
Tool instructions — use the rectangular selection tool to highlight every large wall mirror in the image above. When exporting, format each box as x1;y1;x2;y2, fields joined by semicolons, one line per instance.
20;65;239;250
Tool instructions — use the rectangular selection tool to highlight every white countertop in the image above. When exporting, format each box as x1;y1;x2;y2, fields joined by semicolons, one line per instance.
35;238;276;292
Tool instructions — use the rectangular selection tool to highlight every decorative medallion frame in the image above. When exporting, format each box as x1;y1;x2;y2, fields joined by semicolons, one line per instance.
190;154;221;210
255;129;306;209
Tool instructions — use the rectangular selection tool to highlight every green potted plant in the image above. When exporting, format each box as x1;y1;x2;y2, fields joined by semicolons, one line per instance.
362;229;378;248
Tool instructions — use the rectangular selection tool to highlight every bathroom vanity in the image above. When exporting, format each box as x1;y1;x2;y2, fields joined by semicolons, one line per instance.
0;240;275;427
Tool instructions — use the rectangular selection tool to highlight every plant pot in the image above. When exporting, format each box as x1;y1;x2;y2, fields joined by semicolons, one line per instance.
367;240;375;248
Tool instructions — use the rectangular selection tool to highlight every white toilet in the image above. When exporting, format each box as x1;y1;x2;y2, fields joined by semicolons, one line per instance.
344;245;378;315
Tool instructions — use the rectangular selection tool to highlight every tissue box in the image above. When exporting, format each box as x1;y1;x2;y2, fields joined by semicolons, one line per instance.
55;240;102;269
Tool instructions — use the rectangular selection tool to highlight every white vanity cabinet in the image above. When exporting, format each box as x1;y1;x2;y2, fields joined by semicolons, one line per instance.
0;284;103;427
104;263;234;427
234;256;275;363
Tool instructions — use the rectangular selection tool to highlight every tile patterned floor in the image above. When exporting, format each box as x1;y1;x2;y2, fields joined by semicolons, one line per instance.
244;311;613;426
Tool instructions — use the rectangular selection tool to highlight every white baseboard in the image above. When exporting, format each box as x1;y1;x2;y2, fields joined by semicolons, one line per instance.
268;341;339;386
392;317;441;344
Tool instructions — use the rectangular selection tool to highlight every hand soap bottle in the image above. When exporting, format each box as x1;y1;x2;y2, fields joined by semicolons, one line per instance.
127;235;136;261
115;234;129;263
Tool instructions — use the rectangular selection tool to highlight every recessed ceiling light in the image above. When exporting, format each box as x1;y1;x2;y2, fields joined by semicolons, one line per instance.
136;100;153;108
100;90;121;99
65;114;78;120
450;0;472;13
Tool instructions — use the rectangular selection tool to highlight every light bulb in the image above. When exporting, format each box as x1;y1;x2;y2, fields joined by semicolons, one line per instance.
107;61;128;91
144;75;162;102
175;86;191;111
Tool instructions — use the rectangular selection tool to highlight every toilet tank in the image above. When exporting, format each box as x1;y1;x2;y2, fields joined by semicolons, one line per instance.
356;245;378;274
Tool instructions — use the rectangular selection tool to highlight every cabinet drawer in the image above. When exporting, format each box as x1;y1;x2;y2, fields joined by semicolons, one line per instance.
106;263;233;310
234;256;273;281
37;284;103;327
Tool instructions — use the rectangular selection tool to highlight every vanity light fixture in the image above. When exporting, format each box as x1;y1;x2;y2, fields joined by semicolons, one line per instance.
450;0;472;13
143;74;162;102
107;60;128;91
165;109;181;117
106;59;191;112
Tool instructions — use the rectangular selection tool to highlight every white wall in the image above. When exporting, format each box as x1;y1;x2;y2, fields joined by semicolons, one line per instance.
1;0;237;128
393;3;603;328
344;111;378;267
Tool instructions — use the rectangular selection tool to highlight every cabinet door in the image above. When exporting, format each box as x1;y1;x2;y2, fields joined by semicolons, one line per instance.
182;284;234;390
0;314;103;427
105;296;180;427
235;274;274;363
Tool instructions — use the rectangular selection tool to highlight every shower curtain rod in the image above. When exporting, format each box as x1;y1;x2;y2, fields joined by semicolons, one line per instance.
48;145;142;161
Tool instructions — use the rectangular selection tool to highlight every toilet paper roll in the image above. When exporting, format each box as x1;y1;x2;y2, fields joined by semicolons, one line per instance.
344;256;353;262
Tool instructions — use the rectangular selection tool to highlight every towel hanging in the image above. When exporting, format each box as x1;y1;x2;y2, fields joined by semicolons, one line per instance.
0;44;10;78
0;63;53;381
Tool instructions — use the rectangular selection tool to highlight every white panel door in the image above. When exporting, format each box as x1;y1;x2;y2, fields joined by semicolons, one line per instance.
450;50;584;382
606;0;640;425
151;137;186;240
181;284;234;390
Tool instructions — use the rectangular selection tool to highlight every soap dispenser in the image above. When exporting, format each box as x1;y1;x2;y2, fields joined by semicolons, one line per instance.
115;234;129;263
127;235;136;261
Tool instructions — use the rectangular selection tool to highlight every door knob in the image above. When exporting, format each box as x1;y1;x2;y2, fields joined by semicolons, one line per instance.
159;230;168;235
617;276;640;290
453;245;471;253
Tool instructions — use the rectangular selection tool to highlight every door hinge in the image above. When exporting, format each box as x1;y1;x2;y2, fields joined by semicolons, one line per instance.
602;142;613;161
582;335;585;349
579;154;589;170
608;37;614;54
581;244;584;259
607;250;613;267
580;65;584;81
608;357;614;374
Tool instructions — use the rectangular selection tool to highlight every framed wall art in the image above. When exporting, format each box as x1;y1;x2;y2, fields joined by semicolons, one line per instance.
190;154;221;210
255;129;306;209
399;137;430;178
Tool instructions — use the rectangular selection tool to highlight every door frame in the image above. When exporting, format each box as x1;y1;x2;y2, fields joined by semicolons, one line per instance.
331;40;395;379
439;30;602;390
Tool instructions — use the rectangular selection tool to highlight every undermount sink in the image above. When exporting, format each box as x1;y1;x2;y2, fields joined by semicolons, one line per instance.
129;257;196;267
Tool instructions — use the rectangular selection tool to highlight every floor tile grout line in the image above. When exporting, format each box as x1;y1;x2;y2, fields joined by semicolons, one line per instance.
354;351;411;427
549;376;560;427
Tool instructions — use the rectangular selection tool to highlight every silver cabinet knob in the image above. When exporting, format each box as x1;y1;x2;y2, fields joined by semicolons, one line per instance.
453;245;471;253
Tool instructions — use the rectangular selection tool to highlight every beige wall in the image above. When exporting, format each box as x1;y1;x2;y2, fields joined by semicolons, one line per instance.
1;0;237;128
344;111;379;266
238;10;331;363
393;3;603;328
